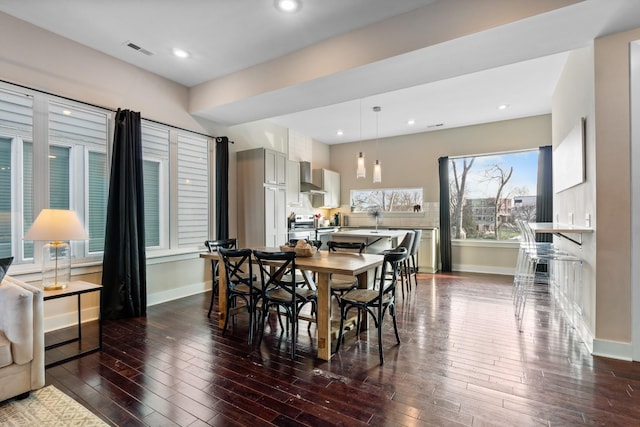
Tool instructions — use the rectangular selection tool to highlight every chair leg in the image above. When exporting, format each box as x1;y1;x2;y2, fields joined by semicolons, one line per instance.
390;304;400;344
336;303;346;352
207;289;216;318
222;297;234;335
377;309;384;365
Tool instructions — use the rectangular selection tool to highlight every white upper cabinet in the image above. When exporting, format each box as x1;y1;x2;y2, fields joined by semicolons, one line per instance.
312;168;340;208
265;149;286;186
286;160;300;206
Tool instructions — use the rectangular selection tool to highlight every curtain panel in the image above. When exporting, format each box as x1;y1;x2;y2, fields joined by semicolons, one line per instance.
438;157;452;272
215;136;230;240
536;145;553;243
101;109;147;319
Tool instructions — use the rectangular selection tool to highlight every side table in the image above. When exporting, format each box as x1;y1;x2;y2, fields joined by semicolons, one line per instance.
43;280;103;368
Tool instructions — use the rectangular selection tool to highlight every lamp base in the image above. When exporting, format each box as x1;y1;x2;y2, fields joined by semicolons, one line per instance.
44;283;68;291
42;241;71;291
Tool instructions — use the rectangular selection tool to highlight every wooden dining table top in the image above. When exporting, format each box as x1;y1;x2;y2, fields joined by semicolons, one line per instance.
200;247;384;275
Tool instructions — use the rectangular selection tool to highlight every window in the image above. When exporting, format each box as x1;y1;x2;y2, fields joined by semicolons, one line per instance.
448;150;538;240
48;101;109;257
350;188;423;213
0;80;213;269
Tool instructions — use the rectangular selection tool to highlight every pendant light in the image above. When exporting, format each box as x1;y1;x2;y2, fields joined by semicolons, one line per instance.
373;106;382;184
356;100;366;179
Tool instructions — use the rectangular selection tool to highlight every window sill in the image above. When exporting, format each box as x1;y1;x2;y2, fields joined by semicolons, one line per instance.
452;239;520;249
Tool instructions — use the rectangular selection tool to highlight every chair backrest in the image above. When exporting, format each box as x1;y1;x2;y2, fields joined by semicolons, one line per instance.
204;238;236;252
217;247;253;287
327;241;365;254
253;250;297;299
410;229;422;256
377;248;408;295
397;231;415;252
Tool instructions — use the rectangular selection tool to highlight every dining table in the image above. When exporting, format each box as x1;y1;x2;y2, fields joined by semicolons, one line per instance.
200;248;385;360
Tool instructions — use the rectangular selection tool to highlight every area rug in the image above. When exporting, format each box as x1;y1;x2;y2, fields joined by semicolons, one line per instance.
0;385;108;426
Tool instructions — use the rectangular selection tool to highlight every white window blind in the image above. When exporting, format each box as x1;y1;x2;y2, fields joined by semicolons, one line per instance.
177;132;209;247
0;88;33;260
141;123;169;249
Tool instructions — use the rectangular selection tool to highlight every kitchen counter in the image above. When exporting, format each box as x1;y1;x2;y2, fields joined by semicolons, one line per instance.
331;229;408;238
329;229;407;253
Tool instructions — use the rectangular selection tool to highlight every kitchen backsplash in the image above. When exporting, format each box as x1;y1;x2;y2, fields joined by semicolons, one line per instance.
338;202;440;228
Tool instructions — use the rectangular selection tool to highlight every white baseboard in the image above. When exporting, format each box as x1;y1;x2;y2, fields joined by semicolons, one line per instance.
453;264;515;276
592;338;634;361
147;281;212;307
45;281;212;332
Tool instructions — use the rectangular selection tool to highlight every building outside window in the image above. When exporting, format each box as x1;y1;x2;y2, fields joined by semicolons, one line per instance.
448;150;538;240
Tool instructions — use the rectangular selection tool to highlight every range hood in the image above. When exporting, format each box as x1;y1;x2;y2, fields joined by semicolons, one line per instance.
299;161;326;194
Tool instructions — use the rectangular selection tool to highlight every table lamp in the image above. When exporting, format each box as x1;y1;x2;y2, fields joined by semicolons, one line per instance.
24;209;89;290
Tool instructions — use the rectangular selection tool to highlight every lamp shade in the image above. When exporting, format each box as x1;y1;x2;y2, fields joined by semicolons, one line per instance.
24;209;89;241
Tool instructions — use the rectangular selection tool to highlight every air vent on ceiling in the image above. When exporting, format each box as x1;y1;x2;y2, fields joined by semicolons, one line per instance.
124;41;154;56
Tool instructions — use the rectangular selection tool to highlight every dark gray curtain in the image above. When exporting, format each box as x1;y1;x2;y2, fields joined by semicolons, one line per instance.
438;157;452;272
215;136;230;240
536;145;553;243
101;109;147;319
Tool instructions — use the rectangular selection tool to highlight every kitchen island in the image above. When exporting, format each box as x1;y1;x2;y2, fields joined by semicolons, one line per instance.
329;229;407;254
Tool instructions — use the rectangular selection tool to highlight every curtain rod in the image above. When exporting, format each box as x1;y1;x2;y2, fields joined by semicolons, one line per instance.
1;78;222;141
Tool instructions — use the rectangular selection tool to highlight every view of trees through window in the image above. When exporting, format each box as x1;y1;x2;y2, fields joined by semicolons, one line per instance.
449;150;538;240
350;188;423;213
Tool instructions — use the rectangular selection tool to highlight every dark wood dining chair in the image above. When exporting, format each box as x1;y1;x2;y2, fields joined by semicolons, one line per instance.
336;247;407;364
217;247;261;344
253;250;317;359
204;238;237;317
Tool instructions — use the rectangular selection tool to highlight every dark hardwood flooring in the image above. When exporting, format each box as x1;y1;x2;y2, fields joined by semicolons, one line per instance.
43;272;640;426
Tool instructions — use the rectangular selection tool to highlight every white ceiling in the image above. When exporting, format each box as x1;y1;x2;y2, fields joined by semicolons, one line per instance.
2;0;640;144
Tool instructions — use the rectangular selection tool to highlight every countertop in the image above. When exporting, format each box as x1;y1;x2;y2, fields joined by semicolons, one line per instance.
330;229;408;239
339;226;439;230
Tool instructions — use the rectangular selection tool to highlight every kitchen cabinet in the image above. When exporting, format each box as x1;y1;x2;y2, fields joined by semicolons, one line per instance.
237;148;288;247
312;168;340;208
264;186;288;247
286;159;300;206
265;149;286;185
417;228;440;273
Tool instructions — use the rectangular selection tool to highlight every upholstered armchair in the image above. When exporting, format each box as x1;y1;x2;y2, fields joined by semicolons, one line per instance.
0;275;45;402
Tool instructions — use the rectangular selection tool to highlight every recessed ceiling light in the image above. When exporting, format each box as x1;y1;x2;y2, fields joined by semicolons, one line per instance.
62;110;72;116
172;48;190;59
275;0;300;12
498;104;509;110
337;130;344;136
407;119;415;125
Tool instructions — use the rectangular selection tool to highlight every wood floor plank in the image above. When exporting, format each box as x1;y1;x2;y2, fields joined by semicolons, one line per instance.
37;272;640;426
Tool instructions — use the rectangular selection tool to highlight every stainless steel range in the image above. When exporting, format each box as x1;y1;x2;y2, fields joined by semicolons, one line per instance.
288;214;315;242
288;214;339;248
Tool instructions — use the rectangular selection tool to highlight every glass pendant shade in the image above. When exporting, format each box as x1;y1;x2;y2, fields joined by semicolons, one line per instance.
356;152;366;178
24;209;88;290
373;160;382;183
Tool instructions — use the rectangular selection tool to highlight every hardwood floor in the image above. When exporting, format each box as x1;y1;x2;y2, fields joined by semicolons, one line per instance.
44;272;640;426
